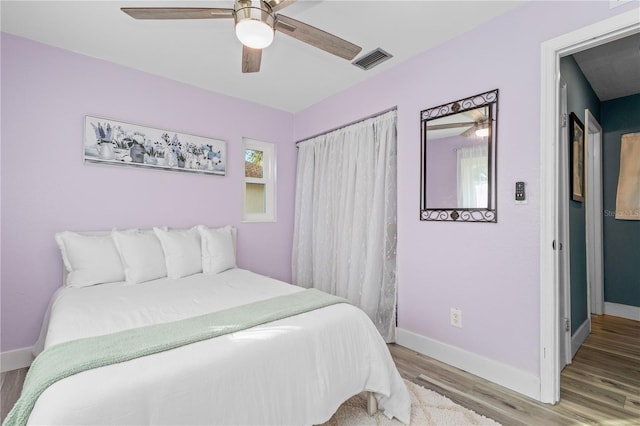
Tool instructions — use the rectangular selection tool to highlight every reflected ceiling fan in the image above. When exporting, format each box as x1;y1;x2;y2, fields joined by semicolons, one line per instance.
427;107;490;137
121;0;362;73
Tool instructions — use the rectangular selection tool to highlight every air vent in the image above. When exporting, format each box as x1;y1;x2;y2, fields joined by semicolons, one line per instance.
352;48;393;71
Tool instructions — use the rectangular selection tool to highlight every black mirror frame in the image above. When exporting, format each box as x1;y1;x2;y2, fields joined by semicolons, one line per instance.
420;89;498;223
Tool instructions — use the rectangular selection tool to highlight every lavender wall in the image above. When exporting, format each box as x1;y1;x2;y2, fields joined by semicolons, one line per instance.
293;1;638;375
0;34;295;351
426;135;484;207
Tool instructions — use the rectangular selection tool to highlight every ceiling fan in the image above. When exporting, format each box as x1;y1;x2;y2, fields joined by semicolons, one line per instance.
121;0;362;73
427;107;490;138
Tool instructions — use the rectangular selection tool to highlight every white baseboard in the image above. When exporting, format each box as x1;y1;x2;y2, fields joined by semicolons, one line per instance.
1;347;34;373
604;302;640;321
571;318;591;358
396;328;540;401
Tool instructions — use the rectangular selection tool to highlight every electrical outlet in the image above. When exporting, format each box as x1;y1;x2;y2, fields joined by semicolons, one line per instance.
450;308;462;328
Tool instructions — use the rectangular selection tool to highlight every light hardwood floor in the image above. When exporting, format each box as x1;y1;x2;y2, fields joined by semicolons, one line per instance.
1;366;26;422
2;315;639;424
392;314;640;425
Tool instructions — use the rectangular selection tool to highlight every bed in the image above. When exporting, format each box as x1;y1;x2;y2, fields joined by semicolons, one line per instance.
11;226;410;425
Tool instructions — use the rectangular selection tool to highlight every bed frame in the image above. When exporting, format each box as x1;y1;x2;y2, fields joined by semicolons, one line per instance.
367;392;378;415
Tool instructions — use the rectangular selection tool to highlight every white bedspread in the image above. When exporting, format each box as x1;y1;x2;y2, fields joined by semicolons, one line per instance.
29;268;410;425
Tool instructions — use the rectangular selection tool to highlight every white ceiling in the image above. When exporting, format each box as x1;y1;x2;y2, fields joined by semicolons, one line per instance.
573;32;640;101
1;1;524;112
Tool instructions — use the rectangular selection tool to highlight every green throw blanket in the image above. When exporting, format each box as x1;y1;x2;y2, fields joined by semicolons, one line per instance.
4;289;347;426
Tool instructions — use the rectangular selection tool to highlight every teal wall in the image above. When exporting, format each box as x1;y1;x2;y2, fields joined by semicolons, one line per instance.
601;94;640;308
560;56;600;333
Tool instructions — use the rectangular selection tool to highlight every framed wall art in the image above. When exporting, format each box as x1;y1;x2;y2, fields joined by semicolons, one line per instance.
84;116;226;176
569;112;584;202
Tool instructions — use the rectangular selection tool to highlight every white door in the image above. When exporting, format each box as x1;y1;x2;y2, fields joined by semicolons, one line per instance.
585;109;604;315
558;79;572;370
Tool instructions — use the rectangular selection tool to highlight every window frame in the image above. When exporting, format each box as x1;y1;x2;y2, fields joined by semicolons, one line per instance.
242;138;276;222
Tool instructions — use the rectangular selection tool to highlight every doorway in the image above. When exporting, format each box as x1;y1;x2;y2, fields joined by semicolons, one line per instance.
584;109;604;318
539;9;640;404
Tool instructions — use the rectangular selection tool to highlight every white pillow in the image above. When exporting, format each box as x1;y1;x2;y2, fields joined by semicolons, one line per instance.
154;227;202;279
55;231;125;287
112;230;167;284
198;225;236;275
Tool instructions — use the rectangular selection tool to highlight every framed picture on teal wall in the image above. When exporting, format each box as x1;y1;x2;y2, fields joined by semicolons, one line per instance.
569;112;584;202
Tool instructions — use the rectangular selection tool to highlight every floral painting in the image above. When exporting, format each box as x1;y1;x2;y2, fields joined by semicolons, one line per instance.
84;116;226;176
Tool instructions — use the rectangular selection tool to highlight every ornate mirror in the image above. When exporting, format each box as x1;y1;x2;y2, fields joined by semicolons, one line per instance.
420;89;498;222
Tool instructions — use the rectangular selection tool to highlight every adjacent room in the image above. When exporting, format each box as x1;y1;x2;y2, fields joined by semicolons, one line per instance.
1;1;639;425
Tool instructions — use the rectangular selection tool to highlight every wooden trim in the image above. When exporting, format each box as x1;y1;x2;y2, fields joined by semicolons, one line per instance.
390;315;639;425
396;328;540;400
539;32;561;404
559;78;573;373
0;347;33;373
242;138;276;223
585;109;604;316
604;302;640;321
571;318;591;359
539;8;640;404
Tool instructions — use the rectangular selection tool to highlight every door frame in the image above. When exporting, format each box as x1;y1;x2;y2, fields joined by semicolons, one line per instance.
585;109;604;316
558;78;572;371
539;8;639;404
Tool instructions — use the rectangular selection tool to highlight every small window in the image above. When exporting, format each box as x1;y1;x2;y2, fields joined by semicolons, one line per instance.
243;139;276;222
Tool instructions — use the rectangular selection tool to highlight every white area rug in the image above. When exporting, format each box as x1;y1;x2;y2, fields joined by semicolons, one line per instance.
321;380;501;425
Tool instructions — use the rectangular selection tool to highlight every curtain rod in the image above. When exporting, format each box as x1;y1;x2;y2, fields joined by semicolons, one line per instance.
295;106;398;145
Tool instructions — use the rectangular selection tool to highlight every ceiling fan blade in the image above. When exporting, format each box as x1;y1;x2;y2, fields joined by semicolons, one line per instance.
267;0;297;12
275;15;361;60
463;123;491;138
427;122;475;130
469;108;487;122
242;46;262;73
121;8;234;20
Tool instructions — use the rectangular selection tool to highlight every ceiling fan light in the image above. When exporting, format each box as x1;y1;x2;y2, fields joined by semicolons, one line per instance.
475;127;490;138
236;19;274;49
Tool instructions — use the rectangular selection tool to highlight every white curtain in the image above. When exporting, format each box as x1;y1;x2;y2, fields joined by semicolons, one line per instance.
292;110;397;342
456;144;488;208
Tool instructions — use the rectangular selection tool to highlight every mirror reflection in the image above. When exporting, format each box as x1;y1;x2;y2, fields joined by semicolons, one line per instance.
420;90;498;222
425;106;489;209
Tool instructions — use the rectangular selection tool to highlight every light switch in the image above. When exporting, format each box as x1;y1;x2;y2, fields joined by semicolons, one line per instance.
515;181;527;204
